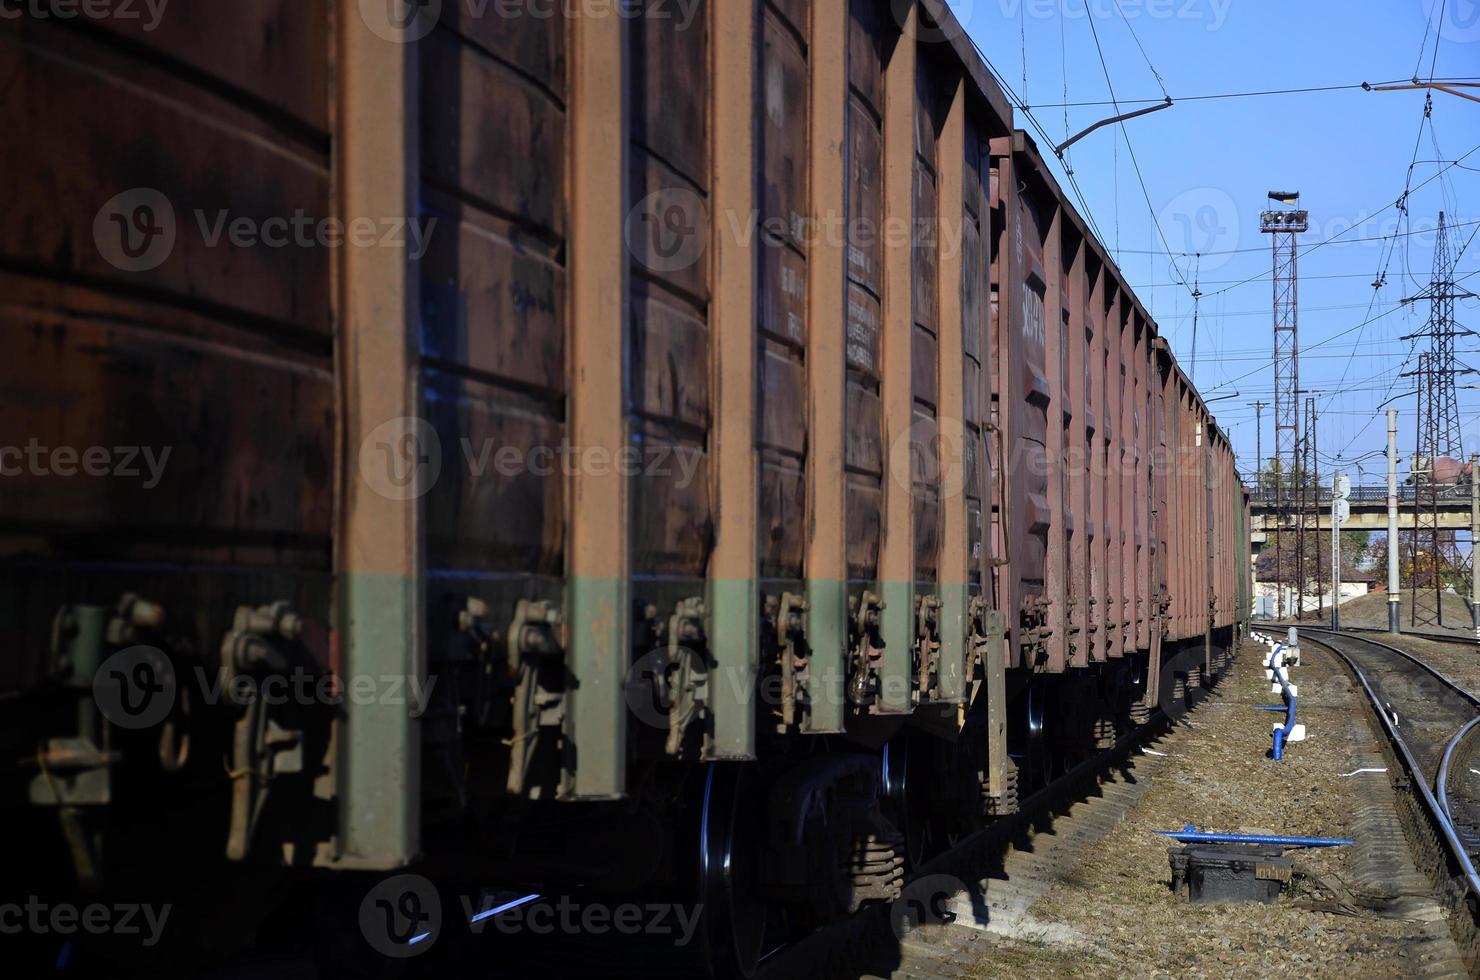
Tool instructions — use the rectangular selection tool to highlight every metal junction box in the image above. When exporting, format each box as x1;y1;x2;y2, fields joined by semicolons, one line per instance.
1169;844;1292;904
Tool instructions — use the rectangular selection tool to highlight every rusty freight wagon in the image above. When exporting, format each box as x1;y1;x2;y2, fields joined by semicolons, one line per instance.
0;0;1248;974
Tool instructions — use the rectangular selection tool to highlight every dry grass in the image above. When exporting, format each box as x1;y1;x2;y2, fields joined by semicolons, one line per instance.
962;642;1455;979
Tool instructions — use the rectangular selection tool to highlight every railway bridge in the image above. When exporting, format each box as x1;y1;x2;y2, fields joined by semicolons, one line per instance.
1248;484;1474;537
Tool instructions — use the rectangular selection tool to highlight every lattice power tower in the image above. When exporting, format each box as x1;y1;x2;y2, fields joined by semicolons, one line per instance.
1262;194;1308;618
1408;212;1476;626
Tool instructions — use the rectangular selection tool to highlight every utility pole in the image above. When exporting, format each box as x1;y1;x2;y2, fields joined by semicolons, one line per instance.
1248;399;1269;618
1388;409;1401;632
1249;400;1268;496
1308;395;1322;619
1262;194;1307;620
1333;473;1349;631
1472;454;1480;638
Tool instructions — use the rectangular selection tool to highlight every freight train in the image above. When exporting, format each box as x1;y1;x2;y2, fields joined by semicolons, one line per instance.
0;0;1250;975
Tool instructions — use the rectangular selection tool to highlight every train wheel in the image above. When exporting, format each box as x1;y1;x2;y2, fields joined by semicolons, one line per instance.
698;763;768;979
882;734;956;868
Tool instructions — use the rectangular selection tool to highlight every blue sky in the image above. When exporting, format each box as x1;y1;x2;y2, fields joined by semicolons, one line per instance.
961;0;1480;487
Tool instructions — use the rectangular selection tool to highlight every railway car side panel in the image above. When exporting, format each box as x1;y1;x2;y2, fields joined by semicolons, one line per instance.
1009;176;1052;665
1134;313;1152;652
1085;260;1107;661
1103;287;1124;658
758;0;810;584
1035;175;1069;673
1064;231;1090;669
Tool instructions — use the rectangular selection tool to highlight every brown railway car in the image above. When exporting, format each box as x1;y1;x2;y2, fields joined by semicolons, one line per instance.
1;1;1248;974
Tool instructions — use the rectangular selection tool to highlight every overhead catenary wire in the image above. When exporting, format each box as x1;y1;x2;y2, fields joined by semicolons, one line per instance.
1325;3;1459;456
1115;217;1480;257
1204;268;1480;398
1203;145;1480;301
1082;5;1194;295
1022;77;1480;109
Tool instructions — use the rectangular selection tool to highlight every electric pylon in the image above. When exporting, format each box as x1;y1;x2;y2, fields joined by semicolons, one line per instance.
1262;194;1308;618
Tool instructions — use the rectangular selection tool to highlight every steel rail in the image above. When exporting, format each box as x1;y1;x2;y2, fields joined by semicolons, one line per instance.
1271;621;1480;648
1275;628;1480;903
1439;717;1480;829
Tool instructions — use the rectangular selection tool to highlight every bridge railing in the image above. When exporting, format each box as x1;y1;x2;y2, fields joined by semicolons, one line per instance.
1247;484;1471;505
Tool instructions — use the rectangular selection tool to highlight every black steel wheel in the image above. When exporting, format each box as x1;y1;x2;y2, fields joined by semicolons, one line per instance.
698;763;768;979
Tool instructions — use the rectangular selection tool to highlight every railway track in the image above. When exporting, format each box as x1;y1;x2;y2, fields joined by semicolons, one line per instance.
1274;621;1480;647
1347;626;1480;648
1276;628;1480;969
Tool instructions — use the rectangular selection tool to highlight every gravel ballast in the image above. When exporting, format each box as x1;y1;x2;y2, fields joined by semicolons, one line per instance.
954;638;1466;978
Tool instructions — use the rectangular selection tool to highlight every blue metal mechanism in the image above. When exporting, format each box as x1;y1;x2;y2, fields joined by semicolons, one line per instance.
1158;825;1353;848
1267;642;1298;760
